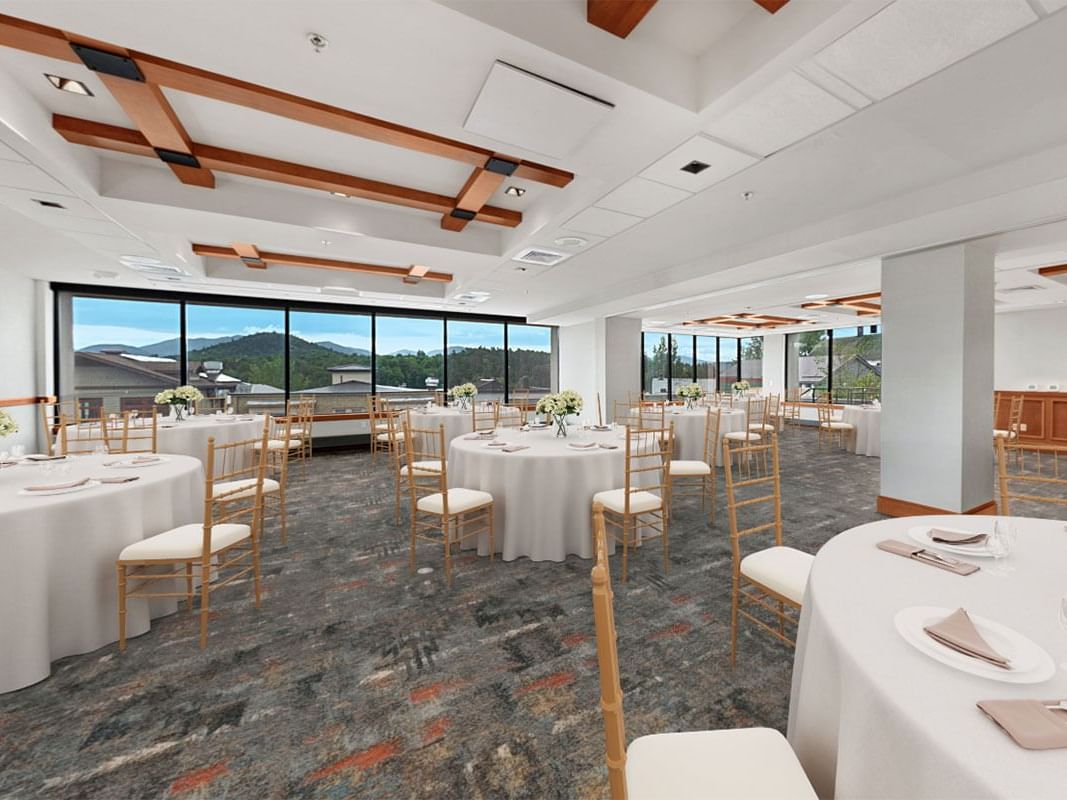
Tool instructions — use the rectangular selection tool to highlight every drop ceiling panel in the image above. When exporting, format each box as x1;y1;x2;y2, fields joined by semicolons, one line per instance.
703;72;856;157
639;135;759;192
463;61;613;159
0;187;104;220
1035;0;1067;11
0;140;28;163
813;0;1037;101
0;161;71;194
565;207;643;237
596;177;690;218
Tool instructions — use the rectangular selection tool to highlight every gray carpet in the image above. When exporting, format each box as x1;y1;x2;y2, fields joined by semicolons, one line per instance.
5;427;1047;799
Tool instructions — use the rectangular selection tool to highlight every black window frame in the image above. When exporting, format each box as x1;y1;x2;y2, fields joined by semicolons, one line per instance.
640;332;753;401
783;325;882;404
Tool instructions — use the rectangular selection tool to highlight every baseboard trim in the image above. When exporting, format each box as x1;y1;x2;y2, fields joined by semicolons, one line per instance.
876;496;998;517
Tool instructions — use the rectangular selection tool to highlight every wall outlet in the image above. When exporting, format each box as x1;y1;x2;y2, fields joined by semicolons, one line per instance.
1019;423;1028;432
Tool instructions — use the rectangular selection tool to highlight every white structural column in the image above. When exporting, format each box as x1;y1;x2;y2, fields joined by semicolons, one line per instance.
879;243;995;514
557;316;641;422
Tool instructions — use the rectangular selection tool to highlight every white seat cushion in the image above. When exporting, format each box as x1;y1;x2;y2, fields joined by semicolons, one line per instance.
212;477;280;500
723;431;761;442
376;431;405;442
993;429;1017;439
374;423;390;431
254;438;303;450
118;523;251;561
404;460;442;475
626;728;816;800
819;422;853;431
669;460;711;476
740;546;813;605
748;423;776;432
592;489;662;514
417;487;493;514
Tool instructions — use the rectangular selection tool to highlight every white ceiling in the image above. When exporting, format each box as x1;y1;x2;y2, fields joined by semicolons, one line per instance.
0;0;1065;329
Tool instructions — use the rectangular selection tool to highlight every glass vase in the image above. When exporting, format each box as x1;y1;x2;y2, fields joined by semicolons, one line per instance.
685;397;695;411
554;415;568;437
172;404;186;422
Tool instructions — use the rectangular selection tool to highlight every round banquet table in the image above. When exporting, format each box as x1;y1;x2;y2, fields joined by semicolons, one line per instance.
409;405;522;447
628;406;747;462
840;406;881;457
788;515;1067;800
448;427;654;561
0;453;204;693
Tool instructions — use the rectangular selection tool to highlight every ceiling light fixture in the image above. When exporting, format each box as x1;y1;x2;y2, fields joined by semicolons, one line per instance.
741;191;755;201
315;226;365;237
553;236;588;248
330;191;349;198
504;186;526;197
320;239;332;246
805;293;829;300
453;291;491;303
680;160;710;175
44;73;93;96
32;198;66;209
307;32;329;53
92;270;118;279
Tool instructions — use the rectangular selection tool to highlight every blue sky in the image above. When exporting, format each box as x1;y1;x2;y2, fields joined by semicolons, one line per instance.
73;298;551;353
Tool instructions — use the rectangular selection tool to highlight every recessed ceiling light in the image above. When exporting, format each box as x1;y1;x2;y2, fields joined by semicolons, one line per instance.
454;291;491;303
315;226;365;237
504;186;526;197
330;191;349;198
92;270;118;279
646;320;667;326
44;74;93;96
741;191;755;201
320;239;332;246
320;285;358;295
805;293;829;300
32;198;66;209
680;160;710;175
553;236;588;248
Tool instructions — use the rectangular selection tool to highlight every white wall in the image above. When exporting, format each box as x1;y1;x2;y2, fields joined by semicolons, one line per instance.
557;319;604;418
761;334;785;394
0;272;42;452
994;306;1067;390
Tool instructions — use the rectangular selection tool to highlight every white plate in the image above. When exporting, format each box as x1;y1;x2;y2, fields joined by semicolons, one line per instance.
567;442;597;450
103;456;169;469
19;481;97;497
907;525;993;558
894;606;1054;684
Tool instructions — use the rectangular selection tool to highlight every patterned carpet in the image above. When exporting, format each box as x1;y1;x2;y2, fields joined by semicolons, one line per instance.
3;427;1053;799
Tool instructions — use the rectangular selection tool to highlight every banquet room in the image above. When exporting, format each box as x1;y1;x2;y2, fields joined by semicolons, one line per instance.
3;0;1067;797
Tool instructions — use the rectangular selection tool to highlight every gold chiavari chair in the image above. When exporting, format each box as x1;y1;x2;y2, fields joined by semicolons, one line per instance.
816;403;853;450
765;394;784;434
747;396;775;436
593;424;673;583
722;434;812;665
783;388;802;428
404;417;494;586
613;400;637;426
995;437;1067;516
635;403;664;432
116;409;158;454
385;407;413;525
285;397;315;465
589;503;818;800
433;389;446;407
472;403;497;433
243;414;291;544
495;401;526;428
117;422;270;651
668;408;721;524
370;396;399;464
58;414;117;455
40;399;81;456
511;387;530;413
994;394;1023;442
195;396;228;414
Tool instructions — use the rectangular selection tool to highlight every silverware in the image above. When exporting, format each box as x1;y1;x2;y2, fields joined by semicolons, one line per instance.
1044;701;1067;711
915;549;964;567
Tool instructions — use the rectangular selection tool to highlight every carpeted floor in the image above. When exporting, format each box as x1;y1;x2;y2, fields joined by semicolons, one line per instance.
3;427;1055;799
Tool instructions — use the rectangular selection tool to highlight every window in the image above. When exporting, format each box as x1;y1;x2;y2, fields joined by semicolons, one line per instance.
719;338;740;392
696;336;718;395
289;310;372;414
671;335;695;393
185;303;286;414
786;330;830;402
740;337;763;389
374;316;444;402
65;296;181;417
507;324;553;400
642;332;669;396
829;326;882;404
446;320;505;403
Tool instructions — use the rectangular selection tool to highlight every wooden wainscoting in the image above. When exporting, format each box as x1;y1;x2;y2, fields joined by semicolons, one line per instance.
995;390;1067;446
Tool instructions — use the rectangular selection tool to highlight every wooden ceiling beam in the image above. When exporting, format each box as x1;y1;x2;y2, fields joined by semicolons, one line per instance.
192;243;453;283
1038;263;1067;277
443;165;508;231
54;115;522;228
587;0;659;38
231;241;266;268
0;13;573;190
752;0;791;13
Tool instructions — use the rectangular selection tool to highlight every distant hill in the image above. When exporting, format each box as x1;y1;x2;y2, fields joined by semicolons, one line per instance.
80;335;240;357
313;341;371;356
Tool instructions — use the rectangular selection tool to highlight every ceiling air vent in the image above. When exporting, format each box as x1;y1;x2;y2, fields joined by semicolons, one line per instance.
998;285;1042;293
512;247;569;266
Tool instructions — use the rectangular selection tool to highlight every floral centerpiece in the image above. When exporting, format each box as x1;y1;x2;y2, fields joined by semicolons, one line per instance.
448;382;478;410
677;383;703;410
731;380;751;397
536;389;584;437
0;409;18;439
154;385;204;421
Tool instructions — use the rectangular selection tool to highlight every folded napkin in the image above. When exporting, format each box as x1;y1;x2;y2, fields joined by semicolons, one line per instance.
487;442;509;448
591;425;613;431
598;443;619;450
568;441;597;449
924;608;1011;669
463;434;489;441
103;455;161;467
977;699;1067;750
93;475;140;484
24;454;65;462
929;528;988;546
501;445;529;453
876;539;980;576
24;477;91;492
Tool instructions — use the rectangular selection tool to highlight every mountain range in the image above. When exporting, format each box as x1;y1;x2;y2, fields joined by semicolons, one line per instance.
82;335;373;357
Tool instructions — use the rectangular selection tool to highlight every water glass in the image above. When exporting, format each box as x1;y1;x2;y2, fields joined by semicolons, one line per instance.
988;519;1017;575
11;445;25;458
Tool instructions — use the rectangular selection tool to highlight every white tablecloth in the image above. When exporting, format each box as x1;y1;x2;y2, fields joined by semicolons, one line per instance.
840;406;881;457
0;454;204;693
449;428;647;561
408;406;522;448
628;406;747;462
788;515;1067;800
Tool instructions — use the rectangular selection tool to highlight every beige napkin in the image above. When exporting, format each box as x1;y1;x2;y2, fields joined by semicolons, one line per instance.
501;445;529;453
924;608;1011;669
568;441;597;449
24;477;91;492
876;539;980;576
597;443;619;450
93;476;140;484
977;700;1067;749
930;528;988;545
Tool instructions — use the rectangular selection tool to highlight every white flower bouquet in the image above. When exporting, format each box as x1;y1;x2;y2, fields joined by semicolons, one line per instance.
0;409;18;439
677;383;703;408
535;390;584;436
154;385;203;420
448;382;478;409
731;380;751;393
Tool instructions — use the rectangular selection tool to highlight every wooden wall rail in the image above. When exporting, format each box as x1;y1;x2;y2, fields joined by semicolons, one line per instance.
0;396;55;409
